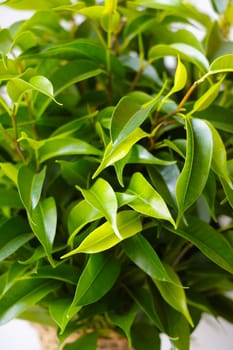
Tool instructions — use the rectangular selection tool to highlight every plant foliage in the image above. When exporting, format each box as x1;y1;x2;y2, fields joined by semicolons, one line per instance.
0;0;233;349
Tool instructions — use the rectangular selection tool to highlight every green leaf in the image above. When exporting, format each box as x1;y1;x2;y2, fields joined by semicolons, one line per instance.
0;29;12;58
0;162;19;185
209;53;233;74
77;178;120;239
111;95;156;145
122;234;173;282
2;0;69;10
68;253;120;308
115;144;175;187
208;123;232;187
149;43;209;71
92;128;148;178
166;216;233;274
176;118;213;224
30;197;57;266
154;264;193;326
62;211;142;256
127;172;176;227
168;55;187;97
38;136;101;163
34;60;103;117
34;264;80;285
0;279;57;325
68;200;103;245
0;216;33;262
63;332;98;350
49;298;75;333
108;303;139;346
17;165;46;213
193;78;222;112
7;76;61;104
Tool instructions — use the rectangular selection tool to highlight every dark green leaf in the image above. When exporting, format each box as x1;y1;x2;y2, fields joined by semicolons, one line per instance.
166;216;233;274
63;332;98;350
68;253;120;308
122;234;173;282
0;279;57;325
30;197;57;266
176;118;213;224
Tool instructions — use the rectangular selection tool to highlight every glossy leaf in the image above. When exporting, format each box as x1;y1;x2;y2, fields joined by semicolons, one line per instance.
0;279;57;325
111;96;156;145
154;265;193;326
49;298;77;333
149;43;209;71
209;53;233;74
68;254;120;308
168;55;187;97
68;200;103;245
208;123;232;187
17;165;46;213
176;118;213;223
122;234;173;282
30;197;57;266
166;216;233;274
92;128;148;178
62;211;142;257
193;79;222;112
127;172;175;227
7;76;60;104
77;178;120;239
38;136;101;163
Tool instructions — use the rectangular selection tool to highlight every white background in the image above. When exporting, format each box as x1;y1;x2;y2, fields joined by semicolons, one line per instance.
0;1;233;349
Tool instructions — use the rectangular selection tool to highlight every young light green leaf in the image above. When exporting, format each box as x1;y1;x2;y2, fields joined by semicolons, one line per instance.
111;96;156;145
0;162;19;185
68;253;120;308
175;118;213;224
193;78;222;112
61;211;142;257
38;136;101;163
207;123;233;187
149;43;209;71
122;234;173;283
68;200;103;245
168;55;187;97
127;172;176;227
154;264;193;326
209;53;233;74
7;76;61;104
166;216;233;274
92;128;148;178
77;178;121;239
17;165;47;213
30;197;57;266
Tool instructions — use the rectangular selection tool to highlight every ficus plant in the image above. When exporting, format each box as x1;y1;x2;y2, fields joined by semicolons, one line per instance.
0;0;233;349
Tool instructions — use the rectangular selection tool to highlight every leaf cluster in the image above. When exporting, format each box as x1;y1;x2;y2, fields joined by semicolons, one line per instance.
0;0;233;349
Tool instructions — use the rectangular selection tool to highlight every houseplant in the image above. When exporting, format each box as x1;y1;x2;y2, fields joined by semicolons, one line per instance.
0;0;233;349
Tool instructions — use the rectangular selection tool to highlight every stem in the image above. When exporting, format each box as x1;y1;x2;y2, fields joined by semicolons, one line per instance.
172;243;193;267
